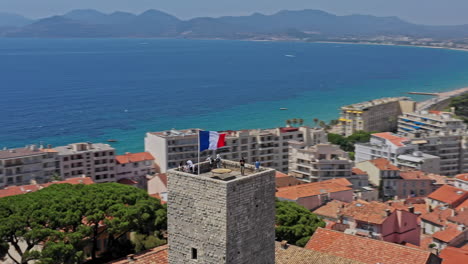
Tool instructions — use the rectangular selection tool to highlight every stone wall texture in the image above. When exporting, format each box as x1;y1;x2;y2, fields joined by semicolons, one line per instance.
167;161;276;264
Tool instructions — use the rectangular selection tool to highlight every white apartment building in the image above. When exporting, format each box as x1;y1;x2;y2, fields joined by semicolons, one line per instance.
288;143;354;182
145;126;327;173
355;132;441;174
115;152;155;188
335;97;415;136
54;143;116;183
454;174;468;190
0;145;58;187
398;110;467;137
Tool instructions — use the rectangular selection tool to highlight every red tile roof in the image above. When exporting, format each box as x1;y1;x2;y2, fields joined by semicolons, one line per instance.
276;179;352;200
276;176;305;188
279;127;299;133
313;200;349;220
108;245;168;264
117;178;138;185
305;228;435;264
439;247;468;264
342;200;395;224
275;171;289;178
447;209;468;226
421;206;454;226
352;168;367;175
432;224;463;243
373;132;409;147
456;199;468;211
368;158;400;171
0;177;94;198
115;152;155;164
428;185;468;207
400;171;432;180
455;174;468;182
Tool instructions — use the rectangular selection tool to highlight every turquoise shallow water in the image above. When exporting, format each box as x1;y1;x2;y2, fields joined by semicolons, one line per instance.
1;38;468;153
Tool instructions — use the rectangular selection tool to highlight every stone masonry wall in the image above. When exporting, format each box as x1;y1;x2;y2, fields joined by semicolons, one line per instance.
225;169;276;264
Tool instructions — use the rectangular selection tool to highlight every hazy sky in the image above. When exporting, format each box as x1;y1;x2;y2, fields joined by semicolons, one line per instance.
1;0;468;25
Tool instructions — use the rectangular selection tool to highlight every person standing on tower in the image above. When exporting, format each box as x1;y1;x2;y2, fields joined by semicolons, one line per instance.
240;157;246;175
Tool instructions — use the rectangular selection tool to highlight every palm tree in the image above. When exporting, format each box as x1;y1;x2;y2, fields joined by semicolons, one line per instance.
292;118;298;127
313;118;319;127
298;118;304;126
286;119;292;127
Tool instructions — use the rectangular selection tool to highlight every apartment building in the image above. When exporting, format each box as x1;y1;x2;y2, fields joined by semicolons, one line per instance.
355;132;441;174
288;143;354;182
398;110;467;137
454;174;468;190
336;97;415;136
54;143;116;183
115;152;155;188
0;145;58;187
145;126;327;173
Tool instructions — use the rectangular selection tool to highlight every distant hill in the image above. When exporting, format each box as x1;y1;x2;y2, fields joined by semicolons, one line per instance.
3;9;468;40
0;12;33;27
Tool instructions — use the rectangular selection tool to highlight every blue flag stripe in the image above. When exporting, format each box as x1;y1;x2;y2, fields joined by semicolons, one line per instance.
199;131;210;151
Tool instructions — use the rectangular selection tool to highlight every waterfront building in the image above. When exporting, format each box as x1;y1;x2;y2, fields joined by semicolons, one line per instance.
355;132;441;174
356;131;468;176
0;145;58;187
305;228;441;264
167;160;276;263
54;143;116;183
398;110;467;137
288;143;353;182
145;126;327;173
115;152;155;188
336;97;416;136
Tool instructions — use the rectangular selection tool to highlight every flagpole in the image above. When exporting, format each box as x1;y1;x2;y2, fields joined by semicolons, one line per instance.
198;129;200;176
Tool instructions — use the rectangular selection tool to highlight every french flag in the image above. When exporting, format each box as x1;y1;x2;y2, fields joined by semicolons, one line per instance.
199;131;226;151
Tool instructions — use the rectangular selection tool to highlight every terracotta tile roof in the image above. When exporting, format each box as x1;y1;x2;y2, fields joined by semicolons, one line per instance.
447;209;468;226
428;185;468;207
342;200;395;224
455;199;468;211
108;245;168;264
368;158;400;171
275;171;289;178
305;228;435;264
117;178;138;185
432;224;463;243
0;177;94;198
275;241;364;264
313;200;349;220
389;201;428;215
439;246;468;264
276;179;352;200
352;168;367;175
0;147;46;159
330;178;353;187
419;234;434;250
279;127;299;133
276;176;305;188
426;173;448;185
421;206;454;226
373;132;409;147
400;171;432;180
115;152;155;164
455;173;468;182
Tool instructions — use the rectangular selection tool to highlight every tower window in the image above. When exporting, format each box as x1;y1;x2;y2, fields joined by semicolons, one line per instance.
191;248;197;259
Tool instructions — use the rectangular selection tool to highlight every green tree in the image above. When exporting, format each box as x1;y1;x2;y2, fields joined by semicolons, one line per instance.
291;118;298;127
313;118;319;127
0;183;166;264
286;119;292;127
298;118;304;126
275;200;325;247
449;93;468;123
328;131;373;152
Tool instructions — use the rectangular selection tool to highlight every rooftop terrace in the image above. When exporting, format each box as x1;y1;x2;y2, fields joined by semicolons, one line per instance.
169;160;270;182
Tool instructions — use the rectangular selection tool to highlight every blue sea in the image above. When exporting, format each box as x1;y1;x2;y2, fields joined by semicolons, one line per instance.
2;38;468;153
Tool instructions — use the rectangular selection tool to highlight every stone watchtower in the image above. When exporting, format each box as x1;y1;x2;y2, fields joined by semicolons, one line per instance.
167;160;276;264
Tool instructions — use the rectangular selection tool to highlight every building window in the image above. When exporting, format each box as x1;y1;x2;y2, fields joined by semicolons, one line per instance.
191;248;197;259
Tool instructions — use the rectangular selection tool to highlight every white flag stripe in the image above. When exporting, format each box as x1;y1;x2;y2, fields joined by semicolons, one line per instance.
208;131;220;150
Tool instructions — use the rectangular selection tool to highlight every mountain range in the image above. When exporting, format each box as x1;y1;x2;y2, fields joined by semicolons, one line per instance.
2;9;468;40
